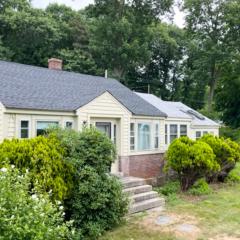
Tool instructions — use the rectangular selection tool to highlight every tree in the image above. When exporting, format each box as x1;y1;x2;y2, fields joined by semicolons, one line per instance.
183;0;227;111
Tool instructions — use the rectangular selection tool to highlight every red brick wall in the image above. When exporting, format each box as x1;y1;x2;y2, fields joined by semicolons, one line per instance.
122;153;165;179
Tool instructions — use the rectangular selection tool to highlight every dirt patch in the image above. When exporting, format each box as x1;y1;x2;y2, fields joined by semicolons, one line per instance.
137;211;201;240
209;234;240;240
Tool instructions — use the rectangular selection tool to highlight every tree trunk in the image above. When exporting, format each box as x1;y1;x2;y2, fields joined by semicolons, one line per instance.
208;62;217;112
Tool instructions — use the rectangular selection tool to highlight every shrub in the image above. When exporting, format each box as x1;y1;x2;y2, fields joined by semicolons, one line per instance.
0;136;74;201
166;137;219;191
0;167;73;240
48;128;127;239
226;163;240;183
188;178;212;196
220;126;240;143
156;181;180;196
70;166;128;239
200;134;240;182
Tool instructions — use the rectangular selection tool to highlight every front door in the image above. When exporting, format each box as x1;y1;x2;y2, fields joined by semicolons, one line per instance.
95;121;119;173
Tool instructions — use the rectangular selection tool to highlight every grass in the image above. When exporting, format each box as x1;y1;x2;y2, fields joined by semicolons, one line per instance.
101;183;240;240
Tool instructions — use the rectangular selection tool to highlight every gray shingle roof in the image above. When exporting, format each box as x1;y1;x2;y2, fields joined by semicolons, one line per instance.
0;60;166;117
137;93;219;127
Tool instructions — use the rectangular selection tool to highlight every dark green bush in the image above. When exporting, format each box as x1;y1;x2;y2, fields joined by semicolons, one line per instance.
220;126;240;143
48;127;127;239
166;137;219;191
226;163;240;183
200;134;240;182
0;136;74;201
0;167;73;240
156;181;180;196
188;178;212;196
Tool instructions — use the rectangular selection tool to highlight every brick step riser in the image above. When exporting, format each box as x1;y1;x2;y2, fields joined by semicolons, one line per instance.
123;185;153;195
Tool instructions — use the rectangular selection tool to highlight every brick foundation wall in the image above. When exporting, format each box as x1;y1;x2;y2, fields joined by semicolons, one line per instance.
119;153;165;179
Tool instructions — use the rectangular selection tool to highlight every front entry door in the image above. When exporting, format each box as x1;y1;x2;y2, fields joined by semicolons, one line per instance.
95;121;119;174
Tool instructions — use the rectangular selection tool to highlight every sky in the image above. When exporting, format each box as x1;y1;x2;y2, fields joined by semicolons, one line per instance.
32;0;185;28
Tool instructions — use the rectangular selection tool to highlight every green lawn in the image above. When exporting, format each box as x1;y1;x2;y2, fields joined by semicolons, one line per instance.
101;183;240;240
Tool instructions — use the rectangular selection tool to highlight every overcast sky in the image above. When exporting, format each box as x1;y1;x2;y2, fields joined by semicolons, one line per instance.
32;0;185;27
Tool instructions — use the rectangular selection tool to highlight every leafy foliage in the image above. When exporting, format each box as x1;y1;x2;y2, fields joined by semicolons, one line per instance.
200;134;240;181
48;127;128;239
188;178;212;196
0;136;74;201
166;137;219;191
226;163;240;183
155;181;180;196
0;167;73;240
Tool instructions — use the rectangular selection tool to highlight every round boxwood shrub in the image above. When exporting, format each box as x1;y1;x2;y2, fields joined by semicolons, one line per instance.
0;136;74;201
200;134;240;182
226;163;240;183
166;137;219;191
0;167;73;240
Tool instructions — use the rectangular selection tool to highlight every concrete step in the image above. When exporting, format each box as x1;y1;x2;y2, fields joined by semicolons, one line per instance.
123;184;152;195
121;177;146;189
129;197;165;214
130;191;159;203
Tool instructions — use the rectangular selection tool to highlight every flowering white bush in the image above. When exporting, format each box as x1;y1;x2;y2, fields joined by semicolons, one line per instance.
0;167;74;240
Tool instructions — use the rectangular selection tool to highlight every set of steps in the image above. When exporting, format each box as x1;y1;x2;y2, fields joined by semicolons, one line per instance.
121;177;165;214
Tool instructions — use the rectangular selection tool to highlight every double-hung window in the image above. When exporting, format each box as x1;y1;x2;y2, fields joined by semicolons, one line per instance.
20;120;29;139
196;131;202;139
36;121;59;136
65;121;73;129
165;124;168;145
170;124;178;143
137;123;151;151
130;123;135;151
154;123;159;149
180;125;187;137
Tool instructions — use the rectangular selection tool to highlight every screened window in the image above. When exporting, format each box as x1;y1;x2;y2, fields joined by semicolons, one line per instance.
65;121;73;129
154;124;159;149
36;121;59;136
137;123;151;151
20;120;29;139
196;131;202;139
180;125;187;137
130;123;135;151
170;124;178;143
165;124;168;145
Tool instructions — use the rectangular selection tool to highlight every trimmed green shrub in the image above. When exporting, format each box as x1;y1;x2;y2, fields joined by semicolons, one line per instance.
220;126;240;143
166;137;219;191
156;181;180;196
0;167;73;240
188;178;212;196
200;134;240;182
0;136;74;201
48;128;128;239
226;163;240;183
70;166;128;239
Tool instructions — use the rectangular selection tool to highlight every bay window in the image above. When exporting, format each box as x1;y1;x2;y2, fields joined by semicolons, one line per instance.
137;123;151;151
36;121;59;136
170;124;178;143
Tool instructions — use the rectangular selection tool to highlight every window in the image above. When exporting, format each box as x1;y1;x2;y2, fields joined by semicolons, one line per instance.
165;124;168;145
65;121;73;129
180;125;187;137
130;123;135;151
36;121;59;136
154;124;159;149
196;131;201;139
20;120;29;139
137;123;151;151
203;131;208;135
170;124;178;143
113;124;117;145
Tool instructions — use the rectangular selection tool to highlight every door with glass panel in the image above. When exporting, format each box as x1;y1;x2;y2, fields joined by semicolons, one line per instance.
95;121;119;173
